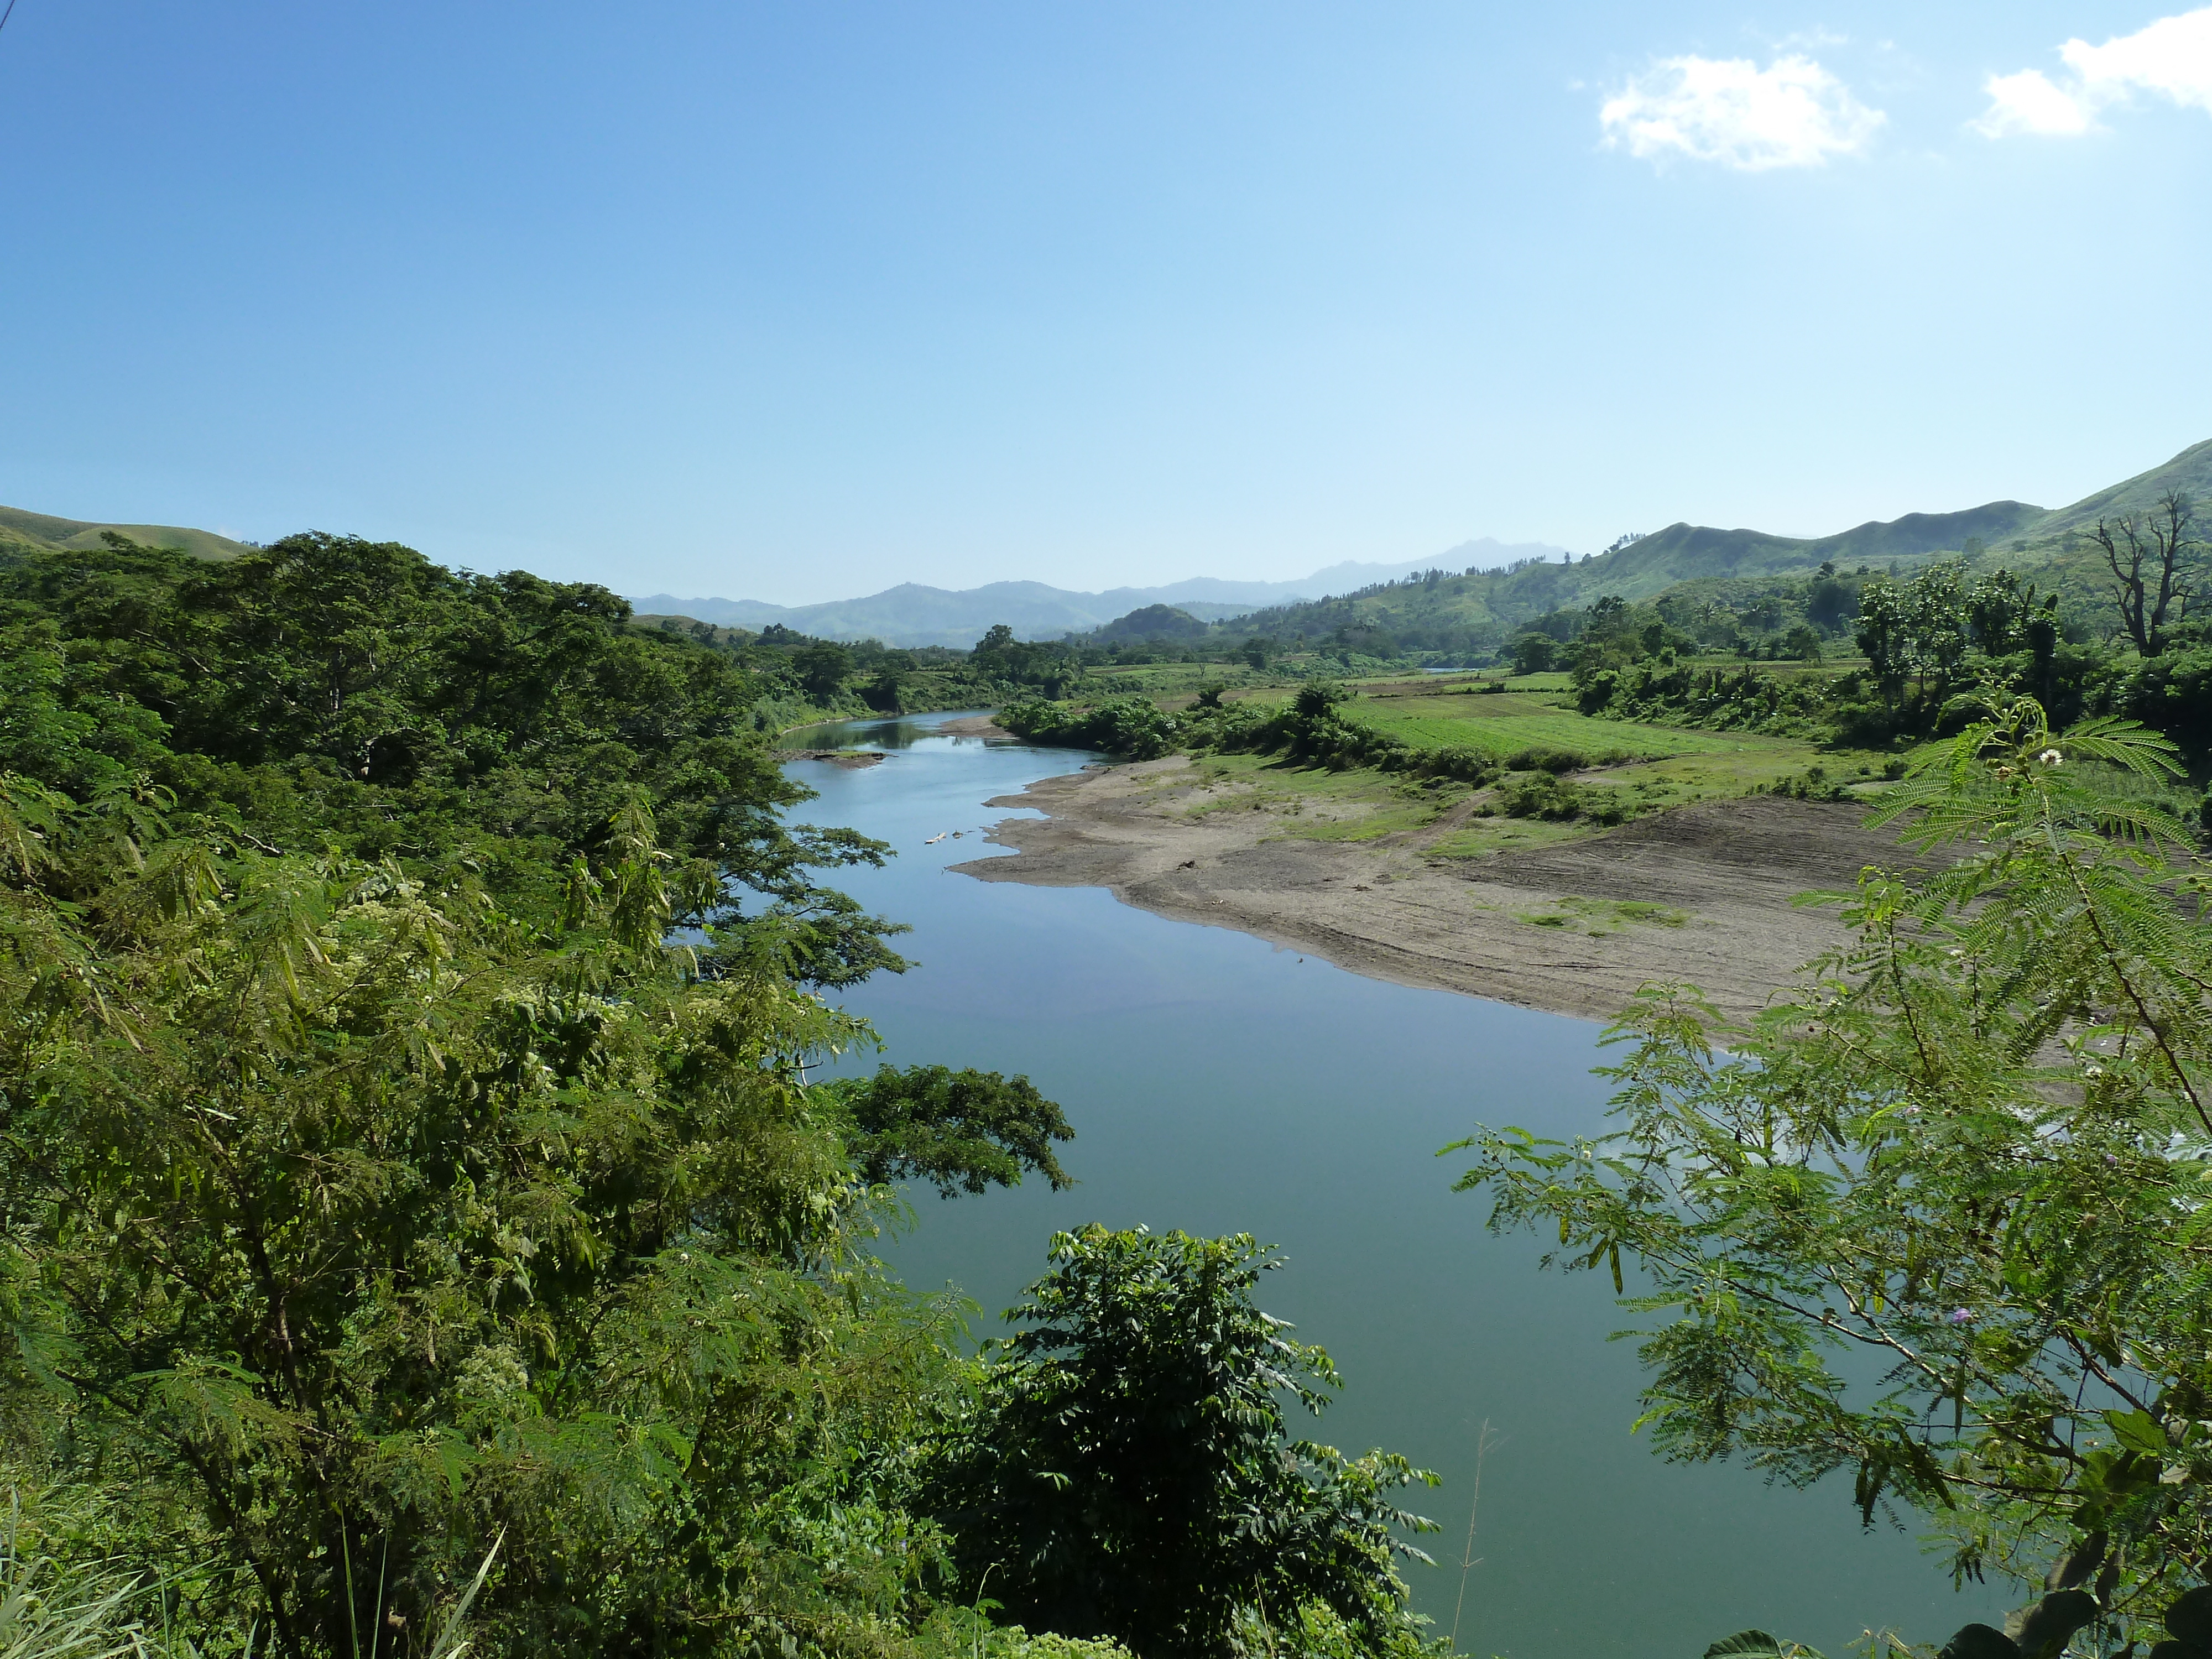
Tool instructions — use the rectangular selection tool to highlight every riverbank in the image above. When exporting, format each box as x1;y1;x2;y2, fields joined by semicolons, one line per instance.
953;755;1924;1024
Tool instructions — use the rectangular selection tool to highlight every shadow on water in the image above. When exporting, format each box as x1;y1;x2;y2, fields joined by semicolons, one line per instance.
783;709;2002;1659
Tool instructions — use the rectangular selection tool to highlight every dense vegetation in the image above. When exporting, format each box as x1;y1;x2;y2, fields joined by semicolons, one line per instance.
0;534;1441;1658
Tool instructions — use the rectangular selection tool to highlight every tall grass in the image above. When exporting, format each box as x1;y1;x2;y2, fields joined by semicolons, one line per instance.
0;1490;502;1659
0;1486;212;1659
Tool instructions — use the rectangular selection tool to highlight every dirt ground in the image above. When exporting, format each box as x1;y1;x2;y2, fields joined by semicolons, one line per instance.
952;754;1934;1026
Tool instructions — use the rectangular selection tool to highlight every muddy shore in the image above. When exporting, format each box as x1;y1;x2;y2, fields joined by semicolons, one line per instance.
951;755;1924;1025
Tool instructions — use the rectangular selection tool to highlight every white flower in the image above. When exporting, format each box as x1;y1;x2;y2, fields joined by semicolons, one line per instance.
2038;749;2064;765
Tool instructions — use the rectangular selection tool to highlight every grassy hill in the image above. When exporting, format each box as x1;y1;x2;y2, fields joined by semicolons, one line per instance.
1599;500;2048;592
2015;437;2212;542
0;503;258;562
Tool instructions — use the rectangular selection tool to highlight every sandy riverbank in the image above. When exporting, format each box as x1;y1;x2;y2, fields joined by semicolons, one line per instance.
951;756;1927;1025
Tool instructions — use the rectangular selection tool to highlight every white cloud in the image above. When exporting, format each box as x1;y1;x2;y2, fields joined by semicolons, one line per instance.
1600;54;1886;171
1977;68;2098;135
1978;7;2212;137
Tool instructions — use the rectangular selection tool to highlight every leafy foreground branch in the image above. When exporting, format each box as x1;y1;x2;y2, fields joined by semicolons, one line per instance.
1451;693;2212;1656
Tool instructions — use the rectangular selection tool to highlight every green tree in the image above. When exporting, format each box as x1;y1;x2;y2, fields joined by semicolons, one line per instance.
865;666;908;713
797;641;855;698
928;1228;1438;1659
0;778;1015;1657
827;1065;1074;1197
1806;564;1859;635
1780;623;1823;663
1449;693;2212;1644
1509;633;1557;675
0;533;909;987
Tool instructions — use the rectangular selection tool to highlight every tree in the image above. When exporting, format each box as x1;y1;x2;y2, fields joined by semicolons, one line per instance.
1510;633;1557;675
1293;679;1349;719
1854;566;1973;707
1448;693;2212;1647
928;1228;1438;1659
864;666;906;712
796;641;855;698
2091;491;2198;657
1807;568;1859;635
827;1065;1074;1196
1964;570;2053;657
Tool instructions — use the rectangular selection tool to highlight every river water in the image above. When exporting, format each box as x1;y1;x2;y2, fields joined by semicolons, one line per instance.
784;710;2002;1659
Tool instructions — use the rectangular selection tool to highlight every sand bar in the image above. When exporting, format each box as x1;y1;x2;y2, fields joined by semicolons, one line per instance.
952;756;1926;1026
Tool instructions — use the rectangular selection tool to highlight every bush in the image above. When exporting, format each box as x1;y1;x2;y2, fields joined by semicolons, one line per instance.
1497;772;1632;826
1504;746;1588;774
999;696;1181;759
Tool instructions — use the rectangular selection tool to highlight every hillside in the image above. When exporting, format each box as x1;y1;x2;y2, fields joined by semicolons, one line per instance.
0;503;258;562
2013;436;2212;542
1587;500;2048;594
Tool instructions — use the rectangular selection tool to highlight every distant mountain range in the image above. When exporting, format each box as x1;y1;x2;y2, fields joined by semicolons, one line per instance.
628;539;1569;649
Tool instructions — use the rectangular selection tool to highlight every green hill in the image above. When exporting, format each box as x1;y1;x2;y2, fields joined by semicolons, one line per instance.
2013;437;2212;542
0;503;258;562
1599;500;2048;593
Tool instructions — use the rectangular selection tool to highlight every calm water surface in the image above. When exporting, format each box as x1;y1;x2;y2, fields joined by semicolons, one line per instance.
784;711;2001;1659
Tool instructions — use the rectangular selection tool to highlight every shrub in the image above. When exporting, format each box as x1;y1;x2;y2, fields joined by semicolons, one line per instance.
999;696;1181;759
1504;746;1589;774
1496;772;1632;826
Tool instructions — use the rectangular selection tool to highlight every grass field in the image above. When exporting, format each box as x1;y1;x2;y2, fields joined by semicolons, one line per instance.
1083;662;1291;697
1348;694;1791;760
1159;675;1882;861
1223;679;1813;764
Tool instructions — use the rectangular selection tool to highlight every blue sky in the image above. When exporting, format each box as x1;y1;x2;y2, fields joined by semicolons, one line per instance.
2;3;2208;604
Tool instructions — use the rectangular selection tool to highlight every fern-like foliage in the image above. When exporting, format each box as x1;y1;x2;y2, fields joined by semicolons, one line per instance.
1448;691;2212;1647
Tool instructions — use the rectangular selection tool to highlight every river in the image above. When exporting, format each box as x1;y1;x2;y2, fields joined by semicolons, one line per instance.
784;710;2003;1659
